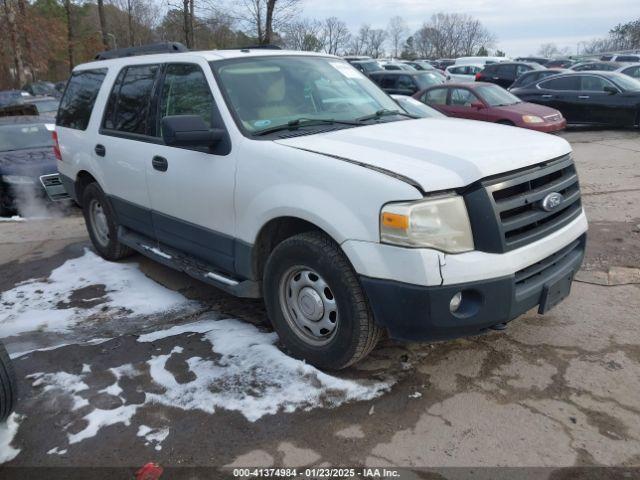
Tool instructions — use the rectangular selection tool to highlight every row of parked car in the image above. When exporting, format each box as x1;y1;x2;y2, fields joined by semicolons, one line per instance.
344;55;640;131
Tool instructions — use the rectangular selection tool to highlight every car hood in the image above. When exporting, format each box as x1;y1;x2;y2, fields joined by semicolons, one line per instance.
493;102;562;118
0;147;58;178
274;118;571;191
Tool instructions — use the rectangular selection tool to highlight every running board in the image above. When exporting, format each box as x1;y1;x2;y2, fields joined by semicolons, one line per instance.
118;227;261;298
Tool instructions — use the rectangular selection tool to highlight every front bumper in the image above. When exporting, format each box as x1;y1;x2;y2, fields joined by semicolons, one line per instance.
360;234;586;341
528;118;567;133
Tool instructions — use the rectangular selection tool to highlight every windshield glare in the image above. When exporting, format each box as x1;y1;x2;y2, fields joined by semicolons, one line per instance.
211;56;400;134
0;124;54;151
476;85;521;106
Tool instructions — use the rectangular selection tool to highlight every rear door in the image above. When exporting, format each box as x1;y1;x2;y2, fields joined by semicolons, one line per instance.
98;63;161;238
578;75;635;126
396;75;419;96
145;61;238;274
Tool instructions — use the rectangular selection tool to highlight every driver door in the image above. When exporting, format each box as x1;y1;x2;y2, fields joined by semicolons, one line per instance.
145;62;238;274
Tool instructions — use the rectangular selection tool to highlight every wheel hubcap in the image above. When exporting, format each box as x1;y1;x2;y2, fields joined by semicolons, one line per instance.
89;199;109;247
279;267;339;346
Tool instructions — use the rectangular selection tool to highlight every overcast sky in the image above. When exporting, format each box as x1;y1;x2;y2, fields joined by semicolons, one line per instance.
300;0;640;57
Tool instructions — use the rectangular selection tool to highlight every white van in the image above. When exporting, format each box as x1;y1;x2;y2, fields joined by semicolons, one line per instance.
54;46;587;369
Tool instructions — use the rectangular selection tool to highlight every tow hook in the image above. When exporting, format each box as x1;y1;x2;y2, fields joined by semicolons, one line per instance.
490;322;508;331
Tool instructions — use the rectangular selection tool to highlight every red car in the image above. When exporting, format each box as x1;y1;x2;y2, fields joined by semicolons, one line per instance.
413;82;566;133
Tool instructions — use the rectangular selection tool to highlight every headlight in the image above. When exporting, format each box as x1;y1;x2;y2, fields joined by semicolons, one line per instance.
522;115;544;124
380;194;474;252
2;175;35;185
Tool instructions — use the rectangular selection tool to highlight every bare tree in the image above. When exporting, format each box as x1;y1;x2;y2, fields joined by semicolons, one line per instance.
320;16;350;55
537;42;570;57
63;0;74;72
97;0;109;50
413;13;495;58
366;28;386;58
282;18;322;51
387;15;407;58
2;0;26;86
235;0;300;44
350;24;370;55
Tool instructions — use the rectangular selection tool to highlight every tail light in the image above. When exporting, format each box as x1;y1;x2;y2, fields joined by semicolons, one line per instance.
475;73;483;81
52;130;62;161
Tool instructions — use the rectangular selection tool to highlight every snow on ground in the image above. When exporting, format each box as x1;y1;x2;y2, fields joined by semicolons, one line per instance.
0;249;199;338
0;215;24;222
26;315;393;450
0;414;22;464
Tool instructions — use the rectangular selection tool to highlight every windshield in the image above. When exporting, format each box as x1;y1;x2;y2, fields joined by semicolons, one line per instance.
475;85;522;106
211;56;401;134
610;74;640;91
414;72;444;89
358;61;381;73
392;96;444;118
0;123;54;151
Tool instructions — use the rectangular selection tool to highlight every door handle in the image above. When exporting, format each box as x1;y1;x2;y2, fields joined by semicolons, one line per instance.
95;144;106;157
152;155;168;172
578;95;590;99
541;94;553;99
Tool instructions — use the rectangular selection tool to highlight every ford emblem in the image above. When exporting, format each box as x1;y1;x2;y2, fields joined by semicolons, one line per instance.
541;192;564;211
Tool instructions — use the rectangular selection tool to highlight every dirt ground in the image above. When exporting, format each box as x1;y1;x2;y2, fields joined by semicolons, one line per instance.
0;129;639;479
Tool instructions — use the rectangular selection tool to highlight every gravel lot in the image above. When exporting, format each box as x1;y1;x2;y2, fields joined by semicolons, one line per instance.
0;129;639;477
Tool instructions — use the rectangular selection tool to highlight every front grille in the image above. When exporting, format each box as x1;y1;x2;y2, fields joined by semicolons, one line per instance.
464;155;582;253
515;237;582;287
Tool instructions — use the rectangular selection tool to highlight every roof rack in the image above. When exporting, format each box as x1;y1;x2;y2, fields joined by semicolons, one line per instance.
94;42;188;61
236;45;282;50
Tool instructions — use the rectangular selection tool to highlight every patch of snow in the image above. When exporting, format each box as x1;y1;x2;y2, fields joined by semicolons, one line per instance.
29;371;90;410
408;392;422;399
0;215;24;222
82;364;92;373
0;413;22;464
145;319;392;422
137;425;170;451
68;405;139;444
9;342;72;359
47;447;67;455
141;245;172;260
137;320;219;343
0;249;198;338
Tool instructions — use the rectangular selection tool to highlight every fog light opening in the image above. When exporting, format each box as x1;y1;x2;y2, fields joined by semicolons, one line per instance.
449;292;463;313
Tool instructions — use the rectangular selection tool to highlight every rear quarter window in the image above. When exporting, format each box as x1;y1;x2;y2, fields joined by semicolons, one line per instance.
56;69;107;130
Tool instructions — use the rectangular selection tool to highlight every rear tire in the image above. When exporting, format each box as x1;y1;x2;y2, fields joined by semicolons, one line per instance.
263;231;382;370
0;342;17;422
82;182;132;261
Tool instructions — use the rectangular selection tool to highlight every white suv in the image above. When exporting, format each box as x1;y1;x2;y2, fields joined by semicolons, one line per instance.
55;46;588;369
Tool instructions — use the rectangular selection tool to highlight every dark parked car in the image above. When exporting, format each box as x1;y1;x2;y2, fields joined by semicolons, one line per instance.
415;82;566;133
475;62;545;88
22;81;59;98
615;63;640;80
0;115;61;216
351;59;383;77
432;59;455;70
510;72;640;128
570;61;622;72
22;96;60;118
369;71;444;95
382;63;415;71
401;60;437;71
545;59;576;68
0;341;17;422
508;68;569;90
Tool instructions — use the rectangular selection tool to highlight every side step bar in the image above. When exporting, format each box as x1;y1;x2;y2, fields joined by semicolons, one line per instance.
118;227;261;298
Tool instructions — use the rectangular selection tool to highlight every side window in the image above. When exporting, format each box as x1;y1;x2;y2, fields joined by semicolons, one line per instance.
624;66;640;79
159;64;214;134
378;75;397;89
103;64;160;135
497;64;515;78
423;88;447;105
449;88;478;106
449;66;463;75
56;69;107;130
516;64;531;77
580;76;615;92
539;76;579;91
397;75;415;91
616;55;639;63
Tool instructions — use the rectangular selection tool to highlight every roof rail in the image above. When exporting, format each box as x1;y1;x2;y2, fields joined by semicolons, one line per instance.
235;45;282;50
94;42;188;61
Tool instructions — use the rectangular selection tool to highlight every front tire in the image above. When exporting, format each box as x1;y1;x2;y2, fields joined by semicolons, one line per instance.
0;342;17;422
263;231;382;370
82;183;132;261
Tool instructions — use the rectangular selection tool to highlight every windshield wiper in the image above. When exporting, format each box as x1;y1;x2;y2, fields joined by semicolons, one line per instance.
253;118;360;136
356;109;417;123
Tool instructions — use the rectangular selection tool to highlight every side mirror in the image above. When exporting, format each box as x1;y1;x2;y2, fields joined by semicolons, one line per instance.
603;85;618;95
471;100;484;109
161;115;224;148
